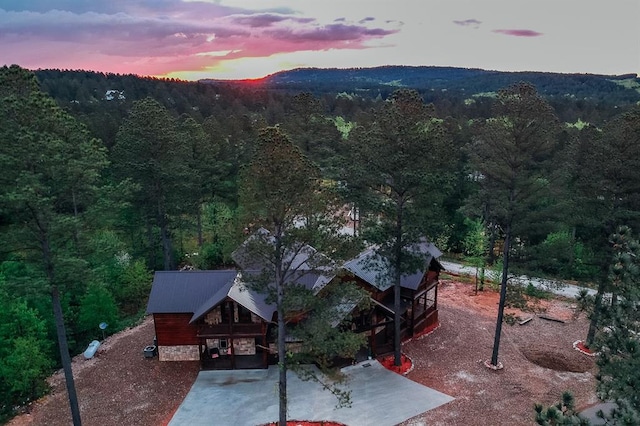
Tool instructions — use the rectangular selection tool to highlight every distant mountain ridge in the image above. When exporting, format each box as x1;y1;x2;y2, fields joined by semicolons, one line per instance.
201;65;640;101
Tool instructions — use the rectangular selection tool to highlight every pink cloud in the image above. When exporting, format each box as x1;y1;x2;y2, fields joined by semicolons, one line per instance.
493;29;543;37
0;3;398;78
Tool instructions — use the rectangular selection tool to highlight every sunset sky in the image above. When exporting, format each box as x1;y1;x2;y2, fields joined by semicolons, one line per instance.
1;0;638;80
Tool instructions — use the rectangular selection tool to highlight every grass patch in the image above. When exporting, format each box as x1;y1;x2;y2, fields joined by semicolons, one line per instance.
608;78;640;93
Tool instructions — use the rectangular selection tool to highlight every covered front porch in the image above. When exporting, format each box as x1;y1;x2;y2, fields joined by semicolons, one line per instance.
197;324;271;369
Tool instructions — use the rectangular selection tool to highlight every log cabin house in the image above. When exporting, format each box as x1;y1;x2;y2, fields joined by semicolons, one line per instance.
146;270;275;369
146;269;333;369
146;239;443;369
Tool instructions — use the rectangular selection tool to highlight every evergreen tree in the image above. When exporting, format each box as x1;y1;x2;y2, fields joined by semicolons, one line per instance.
593;226;640;421
534;391;590;425
0;65;108;425
344;89;454;365
570;109;640;346
466;82;561;368
281;92;342;174
111;98;195;270
238;127;366;426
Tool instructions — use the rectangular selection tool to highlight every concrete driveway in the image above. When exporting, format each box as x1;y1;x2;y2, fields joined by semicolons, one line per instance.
169;360;453;426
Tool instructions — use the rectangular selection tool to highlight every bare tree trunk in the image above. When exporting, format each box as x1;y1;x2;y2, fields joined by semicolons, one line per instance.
159;222;174;270
394;200;403;367
196;203;203;247
275;226;287;426
146;220;156;268
490;221;511;367
41;232;82;425
487;222;497;265
157;203;175;270
586;279;606;346
71;189;80;247
52;286;82;426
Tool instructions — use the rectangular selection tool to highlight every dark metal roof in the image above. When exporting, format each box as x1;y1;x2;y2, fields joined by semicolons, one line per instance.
227;274;276;323
146;268;334;325
343;248;392;291
401;270;427;291
343;239;443;292
232;227;331;275
147;239;439;325
146;270;237;315
285;270;334;291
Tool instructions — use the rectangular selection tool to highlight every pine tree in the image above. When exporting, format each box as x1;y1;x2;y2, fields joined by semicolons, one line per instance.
534;391;590;425
466;82;561;368
593;226;640;421
570;109;640;347
0;65;108;425
111;98;195;270
344;89;454;365
238;127;367;426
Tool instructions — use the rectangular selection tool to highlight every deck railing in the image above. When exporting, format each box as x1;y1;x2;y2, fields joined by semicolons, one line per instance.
197;322;263;337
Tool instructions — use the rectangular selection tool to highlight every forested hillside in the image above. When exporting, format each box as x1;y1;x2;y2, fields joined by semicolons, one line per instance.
2;64;640;421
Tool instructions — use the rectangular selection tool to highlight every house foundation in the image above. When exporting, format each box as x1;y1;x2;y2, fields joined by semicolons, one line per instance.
158;345;199;361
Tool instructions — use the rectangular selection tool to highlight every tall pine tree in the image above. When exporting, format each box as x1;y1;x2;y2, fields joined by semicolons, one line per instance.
344;89;453;365
111;98;195;270
238;127;366;426
466;82;561;368
0;65;108;425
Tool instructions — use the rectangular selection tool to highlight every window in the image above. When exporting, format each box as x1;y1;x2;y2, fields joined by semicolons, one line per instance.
426;286;436;311
236;304;253;323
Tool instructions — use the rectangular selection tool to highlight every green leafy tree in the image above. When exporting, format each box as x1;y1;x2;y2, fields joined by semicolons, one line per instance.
115;259;153;315
344;89;454;365
530;231;595;280
77;283;119;340
466;82;561;368
463;218;488;292
191;199;240;269
238;127;367;426
0;293;51;418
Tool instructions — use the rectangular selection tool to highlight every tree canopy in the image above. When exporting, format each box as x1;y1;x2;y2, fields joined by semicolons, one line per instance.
3;64;640;423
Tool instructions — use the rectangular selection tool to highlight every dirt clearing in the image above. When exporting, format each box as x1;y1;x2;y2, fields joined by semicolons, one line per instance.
8;279;597;426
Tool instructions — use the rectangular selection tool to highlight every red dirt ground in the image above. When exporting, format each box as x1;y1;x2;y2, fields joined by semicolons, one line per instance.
378;353;413;375
8;279;597;426
262;422;346;426
399;280;597;426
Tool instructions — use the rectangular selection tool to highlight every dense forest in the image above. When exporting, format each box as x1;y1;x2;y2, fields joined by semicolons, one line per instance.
1;64;640;421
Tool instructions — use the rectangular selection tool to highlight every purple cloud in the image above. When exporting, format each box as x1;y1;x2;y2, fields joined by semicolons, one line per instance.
493;29;543;37
453;19;481;27
0;2;399;77
231;14;313;28
266;23;396;43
